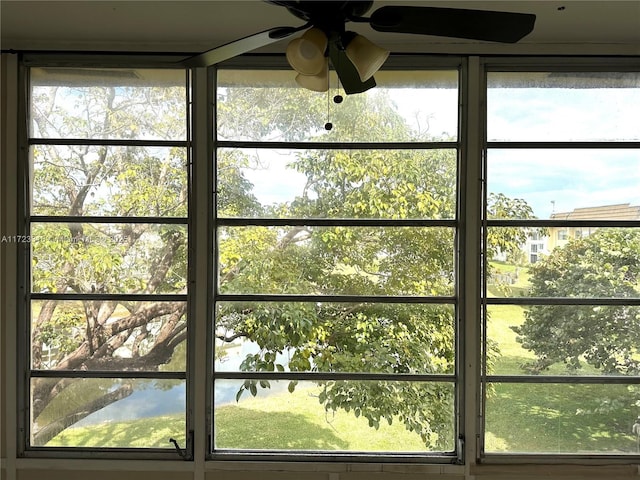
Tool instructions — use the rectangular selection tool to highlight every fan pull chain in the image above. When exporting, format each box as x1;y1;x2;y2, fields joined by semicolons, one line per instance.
325;61;344;131
325;59;333;131
334;53;344;104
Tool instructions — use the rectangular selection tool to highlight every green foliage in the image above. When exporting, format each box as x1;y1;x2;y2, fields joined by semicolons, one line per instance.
514;229;640;375
214;85;529;450
29;77;190;444
31;73;531;449
486;193;540;259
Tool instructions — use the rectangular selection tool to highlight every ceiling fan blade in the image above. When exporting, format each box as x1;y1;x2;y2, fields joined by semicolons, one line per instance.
183;26;303;67
328;42;376;95
370;6;536;43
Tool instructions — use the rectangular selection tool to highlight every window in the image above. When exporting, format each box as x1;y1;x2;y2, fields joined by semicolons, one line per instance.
11;56;639;466
211;66;461;458
484;69;640;456
23;67;190;454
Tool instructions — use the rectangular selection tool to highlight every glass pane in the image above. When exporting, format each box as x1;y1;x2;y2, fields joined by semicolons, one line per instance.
215;302;455;374
31;223;187;294
487;72;640;141
487;304;640;376
217;69;458;142
487;149;640;220
31;145;188;217
30;67;187;140
485;383;639;454
32;377;186;447
217;226;455;296
31;300;187;372
487;227;640;299
217;148;457;219
214;379;454;452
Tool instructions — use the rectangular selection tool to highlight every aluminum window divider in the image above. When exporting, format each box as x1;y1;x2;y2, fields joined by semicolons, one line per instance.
487;219;640;228
28;138;189;147
205;65;218;464
210;450;459;464
30;216;188;224
16;54;31;459
487;375;640;385
30;370;187;379
480;56;640;71
217;140;460;150
487;141;640;149
216;218;456;227
486;297;640;306
216;294;456;304
461;55;484;466
20;447;190;460
214;372;455;382
30;293;187;301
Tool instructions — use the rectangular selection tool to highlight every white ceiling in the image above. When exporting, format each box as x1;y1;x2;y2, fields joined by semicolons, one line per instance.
1;1;639;56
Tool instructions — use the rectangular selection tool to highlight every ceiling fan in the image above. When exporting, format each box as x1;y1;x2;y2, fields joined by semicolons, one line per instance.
184;1;536;94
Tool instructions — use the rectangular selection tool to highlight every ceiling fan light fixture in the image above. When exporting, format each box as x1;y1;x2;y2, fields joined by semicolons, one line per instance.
344;33;389;82
294;59;329;92
286;27;328;76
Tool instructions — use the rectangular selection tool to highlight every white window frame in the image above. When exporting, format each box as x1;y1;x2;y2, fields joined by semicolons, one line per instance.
480;56;640;465
208;54;467;464
16;54;195;460
3;53;638;469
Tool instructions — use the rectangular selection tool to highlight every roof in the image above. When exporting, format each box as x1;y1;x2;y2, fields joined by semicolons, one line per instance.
550;203;640;221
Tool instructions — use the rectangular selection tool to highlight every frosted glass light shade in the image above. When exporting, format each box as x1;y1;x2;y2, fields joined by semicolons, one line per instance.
295;60;328;92
286;28;328;76
345;34;390;82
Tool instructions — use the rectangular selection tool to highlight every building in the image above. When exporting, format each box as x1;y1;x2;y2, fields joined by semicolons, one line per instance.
547;203;640;250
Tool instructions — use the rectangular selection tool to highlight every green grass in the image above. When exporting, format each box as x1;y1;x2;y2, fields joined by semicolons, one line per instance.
47;386;429;451
485;382;638;453
214;385;430;451
485;273;638;453
47;415;185;448
46;261;639;453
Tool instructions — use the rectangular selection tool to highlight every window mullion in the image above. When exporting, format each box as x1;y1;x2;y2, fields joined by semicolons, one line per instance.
461;55;484;465
190;65;211;466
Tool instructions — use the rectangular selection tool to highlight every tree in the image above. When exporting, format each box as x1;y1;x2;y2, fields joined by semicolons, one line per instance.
214;86;534;449
513;228;640;375
30;72;530;449
30;73;189;445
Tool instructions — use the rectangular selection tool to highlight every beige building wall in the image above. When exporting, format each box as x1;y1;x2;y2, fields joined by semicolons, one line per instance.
547;204;640;251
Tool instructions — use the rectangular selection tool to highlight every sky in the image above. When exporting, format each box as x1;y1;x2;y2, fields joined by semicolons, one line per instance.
232;76;640;220
486;84;640;218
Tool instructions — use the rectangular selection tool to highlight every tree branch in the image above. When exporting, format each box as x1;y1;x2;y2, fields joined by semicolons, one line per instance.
33;383;134;446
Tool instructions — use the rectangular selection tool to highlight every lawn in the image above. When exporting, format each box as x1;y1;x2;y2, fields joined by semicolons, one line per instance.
485;265;638;453
214;384;432;451
47;414;185;448
47;262;638;453
47;386;430;452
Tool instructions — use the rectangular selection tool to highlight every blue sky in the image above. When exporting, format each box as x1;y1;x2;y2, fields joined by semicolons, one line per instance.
487;83;640;218
487;148;640;218
236;77;640;219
